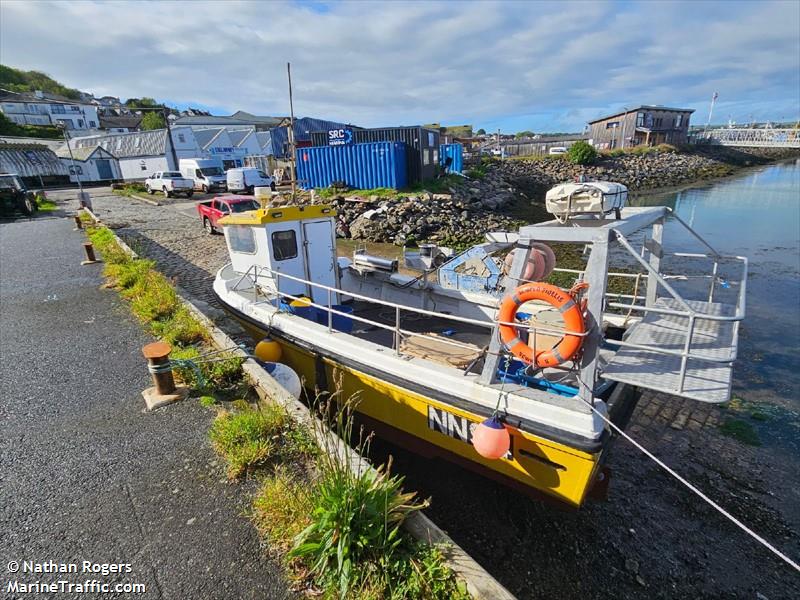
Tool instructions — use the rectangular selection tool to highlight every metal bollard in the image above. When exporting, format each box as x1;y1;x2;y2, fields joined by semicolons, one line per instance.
81;242;98;265
142;341;177;396
73;215;83;230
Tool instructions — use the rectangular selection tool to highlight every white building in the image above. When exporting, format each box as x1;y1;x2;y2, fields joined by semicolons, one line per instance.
0;89;100;131
192;126;261;170
56;144;122;183
66;126;201;180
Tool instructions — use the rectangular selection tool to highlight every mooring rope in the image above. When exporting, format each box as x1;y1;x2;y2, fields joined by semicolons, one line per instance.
584;399;800;573
146;344;250;389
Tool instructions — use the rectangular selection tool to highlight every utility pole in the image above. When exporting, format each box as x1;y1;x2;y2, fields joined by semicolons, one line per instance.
58;123;84;194
704;92;718;135
163;107;179;170
287;62;297;199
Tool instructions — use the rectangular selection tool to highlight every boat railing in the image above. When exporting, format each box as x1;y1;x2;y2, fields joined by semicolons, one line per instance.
231;264;590;362
599;226;747;400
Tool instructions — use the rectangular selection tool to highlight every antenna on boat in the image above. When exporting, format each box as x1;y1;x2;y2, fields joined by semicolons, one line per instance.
287;62;297;202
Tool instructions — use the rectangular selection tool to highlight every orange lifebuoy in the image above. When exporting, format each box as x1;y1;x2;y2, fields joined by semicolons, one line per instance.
498;283;587;368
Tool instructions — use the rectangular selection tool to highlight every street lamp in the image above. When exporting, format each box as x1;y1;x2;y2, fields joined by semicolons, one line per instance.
57;122;84;195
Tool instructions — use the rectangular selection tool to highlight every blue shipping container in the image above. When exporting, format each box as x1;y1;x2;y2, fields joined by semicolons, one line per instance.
296;142;408;190
439;143;463;174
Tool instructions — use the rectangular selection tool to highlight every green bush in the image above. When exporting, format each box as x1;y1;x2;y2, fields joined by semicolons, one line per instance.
567;140;597;165
290;463;424;597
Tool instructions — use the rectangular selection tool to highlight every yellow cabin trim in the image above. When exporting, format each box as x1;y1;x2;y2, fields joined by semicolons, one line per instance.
219;204;337;226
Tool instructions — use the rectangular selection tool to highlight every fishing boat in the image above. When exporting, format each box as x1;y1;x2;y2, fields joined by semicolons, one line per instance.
212;182;747;507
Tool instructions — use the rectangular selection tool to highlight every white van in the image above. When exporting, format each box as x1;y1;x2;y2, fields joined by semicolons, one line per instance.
179;158;227;193
548;146;568;155
226;167;275;195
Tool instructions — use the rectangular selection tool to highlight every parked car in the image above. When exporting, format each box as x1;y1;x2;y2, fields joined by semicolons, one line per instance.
0;173;38;215
196;195;259;234
548;146;568;155
179;158;227;193
145;171;194;198
226;167;275;195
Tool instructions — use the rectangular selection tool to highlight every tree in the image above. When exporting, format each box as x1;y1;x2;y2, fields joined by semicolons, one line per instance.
515;130;535;139
140;111;166;130
0;64;82;100
567;140;597;165
124;97;160;109
476;128;486;135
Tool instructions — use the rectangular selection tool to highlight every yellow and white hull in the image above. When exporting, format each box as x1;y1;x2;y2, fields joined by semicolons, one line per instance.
218;286;629;507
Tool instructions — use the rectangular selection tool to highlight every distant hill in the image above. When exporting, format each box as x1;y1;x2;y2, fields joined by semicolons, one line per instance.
0;64;83;100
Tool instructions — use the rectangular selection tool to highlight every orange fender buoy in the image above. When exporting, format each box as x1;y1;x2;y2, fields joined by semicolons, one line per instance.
498;282;586;367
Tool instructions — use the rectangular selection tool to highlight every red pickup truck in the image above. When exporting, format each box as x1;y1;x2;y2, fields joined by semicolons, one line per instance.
197;196;259;234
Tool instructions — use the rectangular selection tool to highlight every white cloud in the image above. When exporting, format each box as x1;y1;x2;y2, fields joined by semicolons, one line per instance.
1;0;797;130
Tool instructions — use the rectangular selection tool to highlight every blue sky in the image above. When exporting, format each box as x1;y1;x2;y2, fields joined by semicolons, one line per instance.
1;0;798;132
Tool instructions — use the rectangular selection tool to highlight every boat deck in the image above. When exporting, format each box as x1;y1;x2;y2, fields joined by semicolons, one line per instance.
347;301;490;371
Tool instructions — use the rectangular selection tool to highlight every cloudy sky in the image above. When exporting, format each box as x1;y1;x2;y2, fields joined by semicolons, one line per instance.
1;0;798;132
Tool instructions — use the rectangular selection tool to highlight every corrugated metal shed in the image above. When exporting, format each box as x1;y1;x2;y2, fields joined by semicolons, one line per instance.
0;142;68;178
312;126;440;184
439;143;463;173
70;129;168;158
296;142;407;190
265;117;358;158
0;136;64;151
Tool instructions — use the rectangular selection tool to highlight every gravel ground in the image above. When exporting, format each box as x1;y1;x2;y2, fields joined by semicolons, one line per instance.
0;214;288;599
46;187;800;599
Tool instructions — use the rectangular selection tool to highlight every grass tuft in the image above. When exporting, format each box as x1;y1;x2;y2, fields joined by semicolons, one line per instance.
210;404;316;478
151;306;209;346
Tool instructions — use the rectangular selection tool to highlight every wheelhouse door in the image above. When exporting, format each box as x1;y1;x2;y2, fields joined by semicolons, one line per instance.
266;222;307;299
302;219;338;305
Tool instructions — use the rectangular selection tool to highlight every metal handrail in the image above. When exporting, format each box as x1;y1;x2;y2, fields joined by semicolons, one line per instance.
234;263;590;338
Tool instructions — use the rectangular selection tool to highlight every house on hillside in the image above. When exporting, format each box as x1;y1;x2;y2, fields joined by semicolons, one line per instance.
98;114;143;133
588;105;695;149
56;144;121;183
0;89;100;131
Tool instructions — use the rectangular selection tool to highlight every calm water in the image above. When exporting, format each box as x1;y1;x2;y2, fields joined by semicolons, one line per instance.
633;160;800;447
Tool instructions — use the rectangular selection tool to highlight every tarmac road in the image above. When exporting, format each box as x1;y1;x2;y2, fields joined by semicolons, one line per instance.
0;216;288;599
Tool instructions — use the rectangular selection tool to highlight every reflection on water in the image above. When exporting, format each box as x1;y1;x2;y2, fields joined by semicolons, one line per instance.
633;160;800;447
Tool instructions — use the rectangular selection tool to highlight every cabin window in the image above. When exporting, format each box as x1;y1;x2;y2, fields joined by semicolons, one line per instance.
271;230;298;261
228;225;257;254
636;113;644;127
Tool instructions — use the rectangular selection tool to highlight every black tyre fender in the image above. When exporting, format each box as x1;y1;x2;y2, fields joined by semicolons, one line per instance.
203;217;214;234
147;185;154;195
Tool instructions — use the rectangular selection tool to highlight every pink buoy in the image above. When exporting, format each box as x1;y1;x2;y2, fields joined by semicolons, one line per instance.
504;249;545;281
532;242;556;279
472;416;511;459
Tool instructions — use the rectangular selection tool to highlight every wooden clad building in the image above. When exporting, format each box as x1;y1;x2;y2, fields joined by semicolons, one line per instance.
588;105;695;149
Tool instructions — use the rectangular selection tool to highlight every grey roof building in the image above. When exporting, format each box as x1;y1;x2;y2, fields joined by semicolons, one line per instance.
69;128;170;158
588;105;695;148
